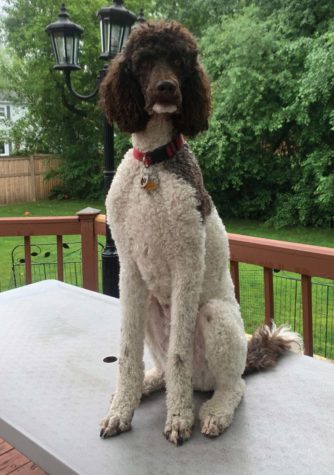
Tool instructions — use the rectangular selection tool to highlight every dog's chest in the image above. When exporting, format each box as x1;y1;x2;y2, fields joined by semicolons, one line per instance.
106;151;201;302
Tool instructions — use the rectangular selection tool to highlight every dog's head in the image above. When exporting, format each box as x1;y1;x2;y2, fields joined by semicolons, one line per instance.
99;21;211;137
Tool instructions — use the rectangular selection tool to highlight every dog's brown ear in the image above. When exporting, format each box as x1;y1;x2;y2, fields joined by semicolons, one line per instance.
99;55;149;133
174;63;211;138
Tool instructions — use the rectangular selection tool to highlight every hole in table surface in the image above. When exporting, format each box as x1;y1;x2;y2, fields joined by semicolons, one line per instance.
103;356;117;363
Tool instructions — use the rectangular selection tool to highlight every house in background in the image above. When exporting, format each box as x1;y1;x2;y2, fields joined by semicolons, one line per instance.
0;93;24;156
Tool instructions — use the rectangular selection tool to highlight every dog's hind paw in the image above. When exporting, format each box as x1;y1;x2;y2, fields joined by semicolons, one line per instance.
163;412;193;446
100;413;132;439
142;367;165;397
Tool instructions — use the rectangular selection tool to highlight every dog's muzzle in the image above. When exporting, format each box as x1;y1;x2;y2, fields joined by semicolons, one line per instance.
146;78;182;115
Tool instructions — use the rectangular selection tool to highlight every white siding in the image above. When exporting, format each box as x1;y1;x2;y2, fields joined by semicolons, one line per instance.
0;100;25;156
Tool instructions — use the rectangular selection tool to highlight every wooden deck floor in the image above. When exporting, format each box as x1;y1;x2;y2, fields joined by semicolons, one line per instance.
0;439;47;475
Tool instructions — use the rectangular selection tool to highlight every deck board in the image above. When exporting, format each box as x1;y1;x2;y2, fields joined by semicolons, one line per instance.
0;440;46;475
0;439;12;457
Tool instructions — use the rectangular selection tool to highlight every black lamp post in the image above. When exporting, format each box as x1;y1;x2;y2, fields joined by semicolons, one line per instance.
45;2;138;298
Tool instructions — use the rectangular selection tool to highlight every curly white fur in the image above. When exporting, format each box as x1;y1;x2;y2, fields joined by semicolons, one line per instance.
267;323;304;353
100;114;248;444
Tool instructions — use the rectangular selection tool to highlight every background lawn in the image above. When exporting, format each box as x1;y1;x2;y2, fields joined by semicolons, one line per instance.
0;200;105;293
0;198;332;245
0;199;333;359
0;199;106;218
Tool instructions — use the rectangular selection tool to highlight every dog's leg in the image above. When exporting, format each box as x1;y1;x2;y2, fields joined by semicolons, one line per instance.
100;260;148;438
198;299;247;438
143;297;168;396
163;256;204;446
142;367;165;396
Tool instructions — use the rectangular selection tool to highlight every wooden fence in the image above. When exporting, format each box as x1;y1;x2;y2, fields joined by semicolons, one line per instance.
0;154;61;205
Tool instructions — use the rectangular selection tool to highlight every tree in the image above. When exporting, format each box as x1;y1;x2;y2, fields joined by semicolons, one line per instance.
1;0;334;225
0;0;148;199
152;0;243;36
189;2;334;226
254;0;334;37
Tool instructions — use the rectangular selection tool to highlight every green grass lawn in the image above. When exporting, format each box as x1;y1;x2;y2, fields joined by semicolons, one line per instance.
0;199;106;218
0;199;332;247
1;199;333;358
224;218;334;248
0;200;106;293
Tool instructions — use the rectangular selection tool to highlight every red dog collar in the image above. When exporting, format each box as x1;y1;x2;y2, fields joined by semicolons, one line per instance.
133;134;185;167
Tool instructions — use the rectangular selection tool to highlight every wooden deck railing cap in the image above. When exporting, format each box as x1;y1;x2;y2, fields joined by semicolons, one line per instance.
76;208;100;292
0;215;80;237
76;207;101;218
95;214;107;224
228;233;334;256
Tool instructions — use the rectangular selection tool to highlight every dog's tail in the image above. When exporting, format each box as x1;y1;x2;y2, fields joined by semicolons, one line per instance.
244;323;303;375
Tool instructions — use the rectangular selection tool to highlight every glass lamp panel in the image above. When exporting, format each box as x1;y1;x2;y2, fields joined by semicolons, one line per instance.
122;25;131;47
51;35;60;64
106;21;111;55
110;24;122;56
73;35;79;66
54;32;66;64
100;19;111;55
99;18;106;53
65;35;74;64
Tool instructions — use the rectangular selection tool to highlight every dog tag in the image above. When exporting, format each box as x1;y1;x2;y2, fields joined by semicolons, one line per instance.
141;169;159;192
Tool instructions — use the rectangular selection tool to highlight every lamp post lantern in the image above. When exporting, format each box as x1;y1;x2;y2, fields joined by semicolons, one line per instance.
45;4;83;71
98;0;136;60
45;2;139;298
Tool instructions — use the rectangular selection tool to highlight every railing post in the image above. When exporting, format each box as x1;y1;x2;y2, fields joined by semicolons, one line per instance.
77;208;101;292
264;267;274;326
301;275;313;356
56;235;64;281
230;260;240;303
24;236;32;285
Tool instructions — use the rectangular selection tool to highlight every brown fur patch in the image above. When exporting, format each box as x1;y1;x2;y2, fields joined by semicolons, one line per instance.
244;325;297;375
163;145;212;220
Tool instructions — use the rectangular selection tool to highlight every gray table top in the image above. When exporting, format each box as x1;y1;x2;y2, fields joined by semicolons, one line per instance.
0;280;333;475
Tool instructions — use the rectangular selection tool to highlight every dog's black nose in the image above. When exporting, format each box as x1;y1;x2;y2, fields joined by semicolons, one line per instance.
156;80;177;95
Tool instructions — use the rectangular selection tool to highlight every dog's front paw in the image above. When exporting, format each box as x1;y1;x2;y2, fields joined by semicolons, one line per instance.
200;413;232;438
200;380;245;438
100;410;133;439
163;410;194;446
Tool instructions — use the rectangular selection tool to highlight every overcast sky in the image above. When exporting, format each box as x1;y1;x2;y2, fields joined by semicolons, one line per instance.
0;0;7;13
0;1;5;17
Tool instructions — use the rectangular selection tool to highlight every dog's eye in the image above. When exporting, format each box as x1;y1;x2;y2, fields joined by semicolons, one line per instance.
132;52;154;72
141;60;152;69
139;54;153;66
173;58;182;67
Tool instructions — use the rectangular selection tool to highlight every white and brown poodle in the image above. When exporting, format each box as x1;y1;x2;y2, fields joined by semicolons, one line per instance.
99;21;302;446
